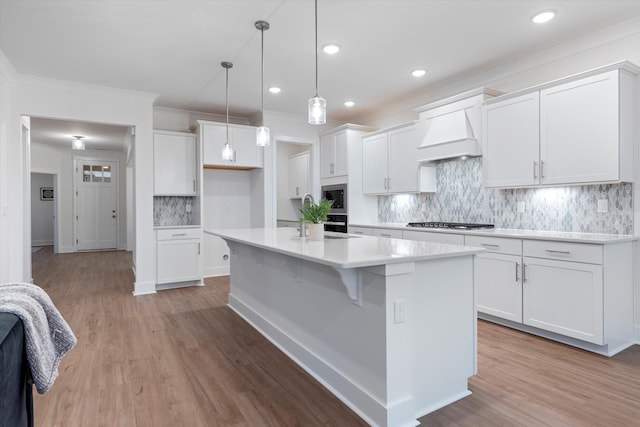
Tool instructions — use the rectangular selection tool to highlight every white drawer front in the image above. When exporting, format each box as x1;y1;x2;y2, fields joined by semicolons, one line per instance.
372;228;403;238
465;235;521;255
523;240;602;264
403;230;464;245
157;228;201;241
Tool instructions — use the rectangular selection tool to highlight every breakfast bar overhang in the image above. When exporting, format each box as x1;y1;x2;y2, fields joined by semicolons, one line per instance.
205;228;484;427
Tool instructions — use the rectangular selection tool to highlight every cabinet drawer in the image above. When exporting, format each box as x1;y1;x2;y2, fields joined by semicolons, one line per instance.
157;228;201;241
523;240;602;264
372;228;403;238
465;235;521;255
403;230;464;245
349;226;373;236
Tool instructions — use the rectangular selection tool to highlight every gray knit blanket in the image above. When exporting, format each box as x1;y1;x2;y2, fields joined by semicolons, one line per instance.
0;282;77;394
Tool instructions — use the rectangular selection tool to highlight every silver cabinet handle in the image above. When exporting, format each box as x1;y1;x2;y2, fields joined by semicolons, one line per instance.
515;262;520;282
533;161;538;179
480;243;499;248
545;249;570;255
523;263;527;283
330;163;335;174
379;233;391;237
540;160;545;179
353;231;364;235
198;243;200;255
172;233;187;237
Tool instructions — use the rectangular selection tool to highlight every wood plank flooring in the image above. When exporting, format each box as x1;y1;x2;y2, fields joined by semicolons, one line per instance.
31;247;640;426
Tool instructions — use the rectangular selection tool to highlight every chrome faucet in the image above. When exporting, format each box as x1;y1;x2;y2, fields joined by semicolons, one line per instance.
299;193;315;237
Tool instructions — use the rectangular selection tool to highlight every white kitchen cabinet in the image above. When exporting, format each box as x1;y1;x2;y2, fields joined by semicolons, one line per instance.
363;122;435;195
320;129;348;179
466;235;523;323
156;228;203;285
483;63;637;188
482;92;540;187
153;131;197;196
288;151;310;199
200;122;263;169
372;228;403;238
348;226;372;236
403;230;464;245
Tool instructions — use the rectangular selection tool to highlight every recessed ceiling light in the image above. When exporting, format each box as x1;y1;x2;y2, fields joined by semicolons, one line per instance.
411;69;427;78
531;9;556;24
323;44;340;54
268;86;281;94
343;100;355;107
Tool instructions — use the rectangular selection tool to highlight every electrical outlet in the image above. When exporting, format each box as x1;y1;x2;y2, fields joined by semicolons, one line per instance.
394;299;407;323
597;199;608;213
517;201;525;213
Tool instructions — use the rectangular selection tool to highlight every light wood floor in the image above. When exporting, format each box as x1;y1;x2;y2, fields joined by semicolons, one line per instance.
31;247;640;426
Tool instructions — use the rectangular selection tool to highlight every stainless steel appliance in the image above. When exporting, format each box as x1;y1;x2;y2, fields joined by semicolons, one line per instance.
325;214;348;233
406;222;494;230
321;184;347;214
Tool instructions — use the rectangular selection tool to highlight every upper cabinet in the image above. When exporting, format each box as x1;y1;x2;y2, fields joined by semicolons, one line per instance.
320;128;349;179
199;121;263;169
483;63;639;188
362;122;435;195
288;151;310;199
153;131;197;196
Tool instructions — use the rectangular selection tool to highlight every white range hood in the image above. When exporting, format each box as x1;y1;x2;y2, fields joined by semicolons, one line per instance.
415;88;501;163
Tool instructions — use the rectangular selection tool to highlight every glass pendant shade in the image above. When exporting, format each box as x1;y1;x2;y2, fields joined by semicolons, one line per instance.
72;137;85;150
308;96;326;125
221;143;234;160
256;125;270;147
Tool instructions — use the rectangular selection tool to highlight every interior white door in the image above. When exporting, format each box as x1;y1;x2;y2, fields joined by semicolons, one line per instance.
76;160;118;251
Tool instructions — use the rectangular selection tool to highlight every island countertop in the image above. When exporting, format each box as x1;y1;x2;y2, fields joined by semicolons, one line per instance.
205;227;484;269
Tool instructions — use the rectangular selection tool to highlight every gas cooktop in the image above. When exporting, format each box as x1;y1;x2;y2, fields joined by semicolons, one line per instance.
406;222;495;230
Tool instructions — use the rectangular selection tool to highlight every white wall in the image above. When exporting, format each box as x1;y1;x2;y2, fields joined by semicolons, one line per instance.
202;169;251;277
30;172;54;246
0;53;157;292
31;142;127;252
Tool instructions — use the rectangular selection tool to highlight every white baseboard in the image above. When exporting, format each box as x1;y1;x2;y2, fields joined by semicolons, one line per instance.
204;266;230;278
133;280;156;296
59;245;75;253
31;240;53;246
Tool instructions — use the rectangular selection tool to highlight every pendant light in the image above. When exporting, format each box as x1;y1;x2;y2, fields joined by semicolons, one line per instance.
308;0;326;125
221;61;234;161
255;20;270;146
71;135;85;150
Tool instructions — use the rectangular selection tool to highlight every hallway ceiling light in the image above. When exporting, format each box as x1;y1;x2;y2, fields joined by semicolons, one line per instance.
255;20;271;147
221;61;234;161
343;100;355;107
268;86;281;94
531;10;556;24
411;69;427;77
322;44;340;54
308;0;326;125
72;135;85;150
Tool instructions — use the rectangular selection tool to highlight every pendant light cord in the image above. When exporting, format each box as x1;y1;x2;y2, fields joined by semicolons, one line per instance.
314;0;319;98
225;65;229;144
261;25;265;126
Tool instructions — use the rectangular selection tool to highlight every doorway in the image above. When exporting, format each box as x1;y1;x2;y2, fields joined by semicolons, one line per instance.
30;172;58;254
74;159;119;250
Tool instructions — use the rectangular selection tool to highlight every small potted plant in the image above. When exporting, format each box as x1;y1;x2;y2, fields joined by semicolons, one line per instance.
299;198;333;240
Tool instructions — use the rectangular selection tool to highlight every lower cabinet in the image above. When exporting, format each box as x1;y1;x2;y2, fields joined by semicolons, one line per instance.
466;234;634;354
156;228;203;285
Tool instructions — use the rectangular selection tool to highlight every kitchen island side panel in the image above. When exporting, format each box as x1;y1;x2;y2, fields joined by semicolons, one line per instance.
224;240;475;427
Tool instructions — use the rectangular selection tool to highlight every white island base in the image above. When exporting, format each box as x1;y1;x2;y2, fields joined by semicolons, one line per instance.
209;228;481;427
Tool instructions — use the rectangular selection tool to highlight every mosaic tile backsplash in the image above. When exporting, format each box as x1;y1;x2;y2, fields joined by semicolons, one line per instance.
154;196;194;226
379;157;633;234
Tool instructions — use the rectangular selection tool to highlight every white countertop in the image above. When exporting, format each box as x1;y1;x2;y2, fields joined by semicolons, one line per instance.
351;222;639;244
205;227;484;269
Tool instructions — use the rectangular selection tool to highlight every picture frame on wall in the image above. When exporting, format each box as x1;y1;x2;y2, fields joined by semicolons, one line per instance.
40;187;54;201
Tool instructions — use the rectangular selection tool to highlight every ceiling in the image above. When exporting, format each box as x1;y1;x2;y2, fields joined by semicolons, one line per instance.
2;1;640;150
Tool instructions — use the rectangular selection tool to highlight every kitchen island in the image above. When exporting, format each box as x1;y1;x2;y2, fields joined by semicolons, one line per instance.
205;227;484;427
